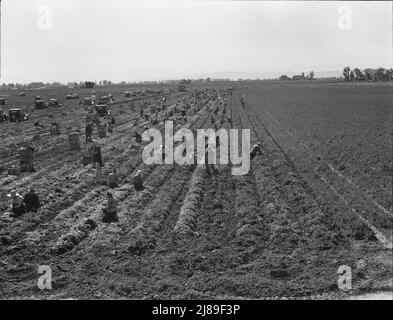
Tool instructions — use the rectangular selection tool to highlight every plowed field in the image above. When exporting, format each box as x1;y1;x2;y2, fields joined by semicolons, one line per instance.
0;81;392;299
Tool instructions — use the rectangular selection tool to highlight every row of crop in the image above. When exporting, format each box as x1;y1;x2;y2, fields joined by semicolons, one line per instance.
173;97;230;237
125;166;192;255
80;102;217;255
245;100;384;245
173;165;206;236
230;107;269;246
240;102;344;250
0;94;188;247
51;163;174;255
49;98;214;254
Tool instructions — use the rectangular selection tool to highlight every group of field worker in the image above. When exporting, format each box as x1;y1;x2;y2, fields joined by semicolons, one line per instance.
7;89;263;227
98;90;224;224
8;188;41;218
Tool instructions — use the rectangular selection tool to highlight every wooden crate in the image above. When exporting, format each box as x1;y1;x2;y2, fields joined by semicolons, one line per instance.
98;125;107;138
20;163;34;172
8;166;20;175
19;147;34;164
69;133;81;150
50;123;61;135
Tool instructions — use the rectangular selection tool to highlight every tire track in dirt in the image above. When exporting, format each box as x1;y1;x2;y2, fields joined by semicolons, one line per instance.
237;98;335;251
259;105;392;217
241;95;392;249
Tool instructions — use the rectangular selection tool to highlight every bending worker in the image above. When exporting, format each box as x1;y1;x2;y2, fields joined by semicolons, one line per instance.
102;192;119;223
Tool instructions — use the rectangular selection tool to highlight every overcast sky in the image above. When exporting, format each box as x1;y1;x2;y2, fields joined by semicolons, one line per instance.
1;0;391;83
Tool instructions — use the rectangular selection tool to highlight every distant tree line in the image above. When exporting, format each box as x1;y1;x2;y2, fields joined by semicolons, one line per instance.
343;67;393;81
279;71;314;81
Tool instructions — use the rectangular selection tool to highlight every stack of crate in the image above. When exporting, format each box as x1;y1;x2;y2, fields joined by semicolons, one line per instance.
69;132;81;150
150;105;156;114
19;147;34;172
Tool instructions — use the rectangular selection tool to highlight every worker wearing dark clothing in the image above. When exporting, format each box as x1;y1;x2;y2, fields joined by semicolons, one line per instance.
93;145;103;167
250;143;262;159
134;132;142;144
85;123;93;142
102;192;119;223
24;188;41;213
93;144;104;183
34;121;45;128
133;170;144;191
9;190;26;218
240;95;246;108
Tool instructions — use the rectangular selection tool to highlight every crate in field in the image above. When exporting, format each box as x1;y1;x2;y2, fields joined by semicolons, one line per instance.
19;146;34;172
86;114;96;123
19;147;34;163
50;122;61;135
82;145;95;166
69;133;81;150
8;166;20;175
98;125;107;138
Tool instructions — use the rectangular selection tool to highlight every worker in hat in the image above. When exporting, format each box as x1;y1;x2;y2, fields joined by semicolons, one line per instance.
23;187;41;213
85;122;93;143
93;143;104;183
250;143;263;159
107;168;120;188
34;120;45;129
240;94;246;108
102;192;119;223
204;137;218;175
134;131;142;144
133;170;144;191
9;190;25;218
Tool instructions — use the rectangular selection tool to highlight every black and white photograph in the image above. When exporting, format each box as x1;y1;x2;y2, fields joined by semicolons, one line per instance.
0;0;392;305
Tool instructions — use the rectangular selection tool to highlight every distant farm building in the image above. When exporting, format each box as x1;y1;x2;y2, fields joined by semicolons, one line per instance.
279;75;290;80
292;75;303;80
363;68;378;79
